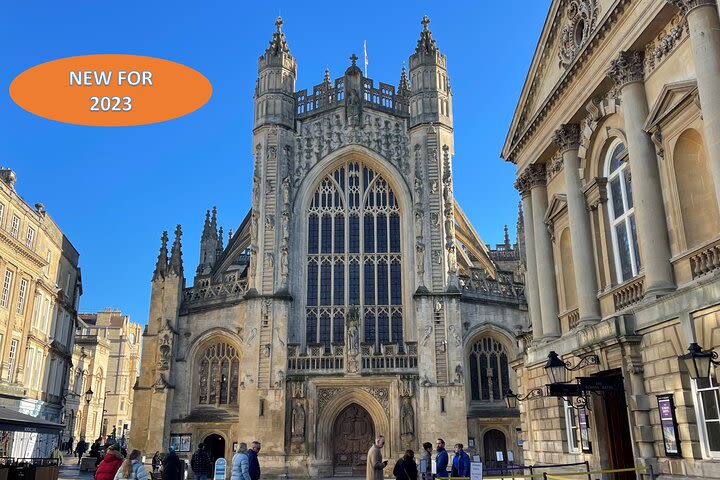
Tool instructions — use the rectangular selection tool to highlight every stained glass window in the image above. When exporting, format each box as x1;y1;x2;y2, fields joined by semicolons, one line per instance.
468;338;511;402
306;161;403;349
198;342;240;406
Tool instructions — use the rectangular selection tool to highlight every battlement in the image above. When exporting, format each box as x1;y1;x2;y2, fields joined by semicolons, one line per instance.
294;74;408;120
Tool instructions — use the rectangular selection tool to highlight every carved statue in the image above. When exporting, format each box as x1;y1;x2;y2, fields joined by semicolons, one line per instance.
421;324;433;346
292;401;306;439
264;252;274;268
455;364;464;384
400;397;415;436
280;246;289;282
158;334;171;371
416;242;425;276
415;210;424;238
347;89;361;125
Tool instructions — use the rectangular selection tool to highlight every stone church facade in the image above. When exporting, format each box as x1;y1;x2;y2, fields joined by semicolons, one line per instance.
131;17;528;477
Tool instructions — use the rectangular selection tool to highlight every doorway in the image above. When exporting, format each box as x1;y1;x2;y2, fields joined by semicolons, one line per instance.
483;429;507;469
332;404;375;476
599;374;634;480
203;433;226;467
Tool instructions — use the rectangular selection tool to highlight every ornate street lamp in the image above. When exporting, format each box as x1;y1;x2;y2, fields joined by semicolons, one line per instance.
84;388;94;404
544;351;600;385
504;388;544;409
678;343;718;380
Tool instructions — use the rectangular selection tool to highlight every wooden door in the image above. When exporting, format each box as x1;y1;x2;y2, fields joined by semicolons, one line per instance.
602;379;635;480
333;404;375;476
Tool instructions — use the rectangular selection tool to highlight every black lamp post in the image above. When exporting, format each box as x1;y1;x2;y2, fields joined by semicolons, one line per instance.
81;388;93;439
544;351;601;385
678;343;718;380
84;388;93;404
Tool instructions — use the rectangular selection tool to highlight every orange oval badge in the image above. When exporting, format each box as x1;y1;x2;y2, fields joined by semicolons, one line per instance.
9;54;212;126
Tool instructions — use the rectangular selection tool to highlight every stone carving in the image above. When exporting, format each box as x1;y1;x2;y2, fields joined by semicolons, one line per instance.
414;210;424;238
264;252;274;269
280;245;289;285
667;0;717;15
317;387;390;418
644;12;686;74
430;212;440;227
152;373;174;392
421;324;433;346
158;334;171;371
346;89;361;126
399;376;415;397
416;242;425;277
265;215;275;230
608;50;645;88
261;343;271;357
291;379;306;399
448;324;461;347
274;369;285;388
400;397;415;436
432;249;442;265
246;327;257;346
454;364;464;384
291;400;306;439
348;319;359;355
553;124;581;153
558;0;599;68
293;111;409;186
546;152;564;181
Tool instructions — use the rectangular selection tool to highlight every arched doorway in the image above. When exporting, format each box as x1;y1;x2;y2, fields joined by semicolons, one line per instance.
333;404;374;476
483;429;507;469
203;433;226;466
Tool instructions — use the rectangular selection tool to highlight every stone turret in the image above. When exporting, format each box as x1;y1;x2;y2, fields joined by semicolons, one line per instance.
168;225;184;277
196;207;219;277
254;16;297;130
408;16;453;129
152;231;169;281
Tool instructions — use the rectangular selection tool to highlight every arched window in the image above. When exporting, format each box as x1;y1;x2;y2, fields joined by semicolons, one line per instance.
198;342;240;406
468;337;510;402
306;161;403;350
605;140;640;282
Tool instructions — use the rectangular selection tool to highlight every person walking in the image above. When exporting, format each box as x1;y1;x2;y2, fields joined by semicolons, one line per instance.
114;449;149;480
95;444;125;480
247;441;261;480
50;444;64;465
419;442;432;476
392;450;417;480
231;442;251;480
67;436;74;455
435;439;449;478
451;444;470;478
151;451;161;473
75;437;88;465
190;443;214;480
161;446;183;480
366;435;388;480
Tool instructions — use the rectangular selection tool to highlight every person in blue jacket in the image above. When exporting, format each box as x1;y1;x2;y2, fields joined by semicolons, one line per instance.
451;443;471;477
435;439;449;477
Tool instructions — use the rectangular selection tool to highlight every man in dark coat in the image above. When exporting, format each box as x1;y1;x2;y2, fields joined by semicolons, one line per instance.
74;437;88;464
247;441;261;480
435;439;449;478
190;443;214;480
393;450;418;480
162;446;184;480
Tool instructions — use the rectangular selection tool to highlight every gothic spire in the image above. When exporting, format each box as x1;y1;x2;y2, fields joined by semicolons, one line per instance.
217;226;225;257
399;66;410;93
323;67;331;85
152;231;169;281
415;15;437;54
504;225;511;249
210;206;218;234
201;209;213;240
266;16;290;56
169;224;184;276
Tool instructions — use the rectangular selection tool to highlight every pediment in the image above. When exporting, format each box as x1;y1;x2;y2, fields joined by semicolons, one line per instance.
454;201;495;276
544;193;568;225
644;79;698;131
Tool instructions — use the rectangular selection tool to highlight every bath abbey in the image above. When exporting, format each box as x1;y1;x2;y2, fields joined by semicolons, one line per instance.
130;17;528;477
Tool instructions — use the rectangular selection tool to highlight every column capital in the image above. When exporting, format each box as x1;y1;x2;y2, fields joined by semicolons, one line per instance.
668;0;717;14
514;163;547;196
608;51;645;88
553;124;581;153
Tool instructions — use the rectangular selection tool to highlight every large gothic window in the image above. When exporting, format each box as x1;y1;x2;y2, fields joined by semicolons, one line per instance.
605;140;640;283
306;161;403;349
198;342;239;406
468;337;510;402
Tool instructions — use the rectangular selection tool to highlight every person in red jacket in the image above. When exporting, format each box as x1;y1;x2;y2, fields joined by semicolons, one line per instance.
94;444;125;480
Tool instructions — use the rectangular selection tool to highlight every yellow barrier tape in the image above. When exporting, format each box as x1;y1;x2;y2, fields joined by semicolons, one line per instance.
545;466;650;478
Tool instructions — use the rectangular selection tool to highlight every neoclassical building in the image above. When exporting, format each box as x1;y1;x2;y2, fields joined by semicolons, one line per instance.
131;17;528;477
503;0;720;478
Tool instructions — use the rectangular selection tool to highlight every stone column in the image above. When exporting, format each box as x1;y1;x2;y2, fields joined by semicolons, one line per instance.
528;164;561;339
554;124;601;324
515;176;543;340
669;0;720;210
608;51;675;296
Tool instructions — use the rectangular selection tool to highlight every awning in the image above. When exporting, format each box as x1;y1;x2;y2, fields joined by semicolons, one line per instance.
0;407;64;435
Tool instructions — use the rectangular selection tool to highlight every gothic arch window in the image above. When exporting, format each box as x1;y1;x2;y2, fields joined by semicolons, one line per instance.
468;337;510;402
605;139;640;283
197;342;240;406
306;161;403;350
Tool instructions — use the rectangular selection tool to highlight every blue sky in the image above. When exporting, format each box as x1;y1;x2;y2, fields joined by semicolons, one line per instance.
0;1;550;324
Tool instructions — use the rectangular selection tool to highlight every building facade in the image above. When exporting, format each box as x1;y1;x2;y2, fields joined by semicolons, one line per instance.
131;17;528;477
0;168;82;457
65;310;142;445
503;0;720;478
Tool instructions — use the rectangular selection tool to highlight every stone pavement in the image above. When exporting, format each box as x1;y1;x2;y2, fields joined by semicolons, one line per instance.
58;463;94;479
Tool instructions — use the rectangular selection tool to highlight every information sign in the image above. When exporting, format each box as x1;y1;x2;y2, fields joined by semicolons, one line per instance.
214;458;227;480
470;461;483;480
